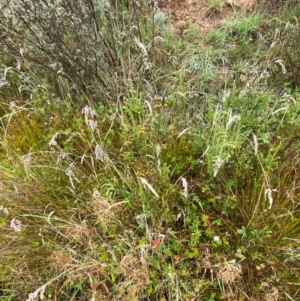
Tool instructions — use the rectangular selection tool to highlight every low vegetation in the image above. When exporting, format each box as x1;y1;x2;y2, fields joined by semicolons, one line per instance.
0;0;300;300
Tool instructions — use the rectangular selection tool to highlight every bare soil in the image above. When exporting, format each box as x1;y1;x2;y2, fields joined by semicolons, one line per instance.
157;0;234;35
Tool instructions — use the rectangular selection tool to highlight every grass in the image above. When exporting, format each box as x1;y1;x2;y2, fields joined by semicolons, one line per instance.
1;0;300;300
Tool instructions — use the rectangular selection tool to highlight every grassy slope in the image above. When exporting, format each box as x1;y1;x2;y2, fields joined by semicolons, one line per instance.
1;1;300;300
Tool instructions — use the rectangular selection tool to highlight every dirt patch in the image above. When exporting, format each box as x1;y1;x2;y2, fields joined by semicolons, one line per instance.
157;0;253;35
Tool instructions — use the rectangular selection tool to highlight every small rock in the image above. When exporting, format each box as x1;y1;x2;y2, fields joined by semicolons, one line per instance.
226;0;257;11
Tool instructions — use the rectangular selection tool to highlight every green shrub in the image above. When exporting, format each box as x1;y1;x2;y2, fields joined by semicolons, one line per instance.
0;0;154;103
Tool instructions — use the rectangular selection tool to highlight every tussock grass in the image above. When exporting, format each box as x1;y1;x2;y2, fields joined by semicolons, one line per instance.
1;0;300;300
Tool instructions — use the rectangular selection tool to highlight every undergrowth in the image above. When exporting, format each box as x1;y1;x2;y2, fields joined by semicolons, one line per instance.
0;0;300;300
